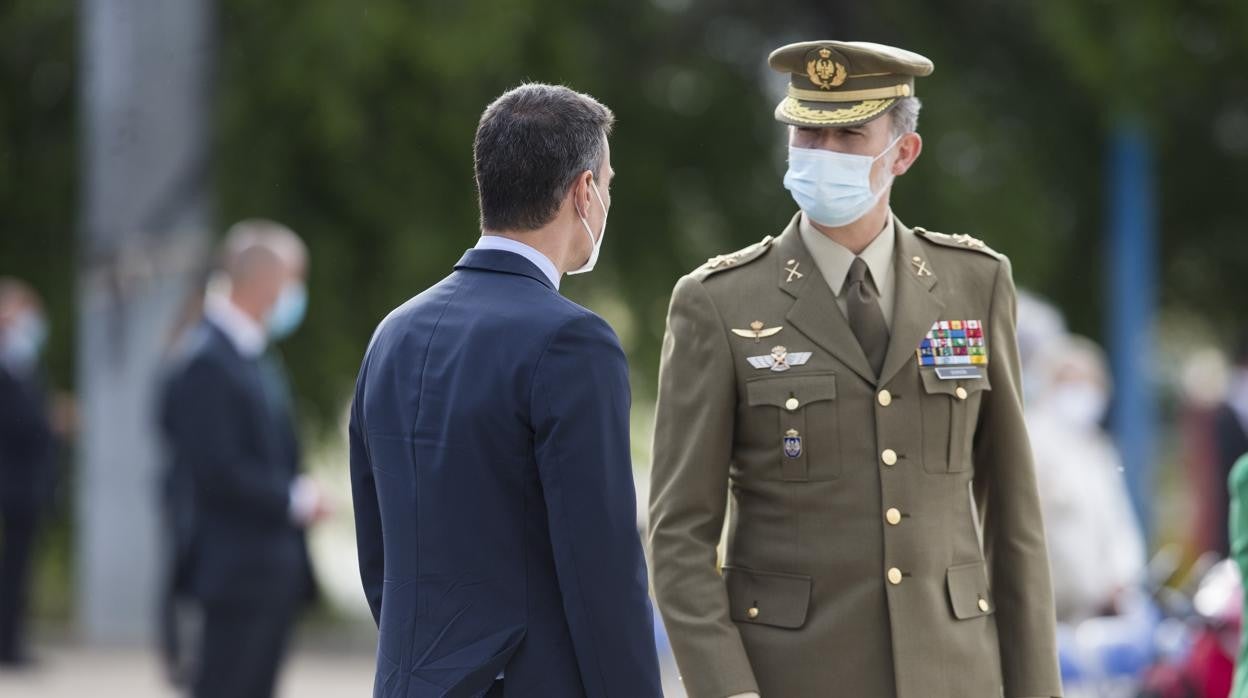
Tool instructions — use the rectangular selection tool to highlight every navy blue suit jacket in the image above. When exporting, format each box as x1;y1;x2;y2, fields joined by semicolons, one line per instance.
0;365;55;514
350;249;662;698
160;321;313;607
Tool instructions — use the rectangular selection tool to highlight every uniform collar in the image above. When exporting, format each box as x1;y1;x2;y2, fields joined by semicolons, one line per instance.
775;212;944;387
473;235;561;290
797;211;895;297
204;292;268;359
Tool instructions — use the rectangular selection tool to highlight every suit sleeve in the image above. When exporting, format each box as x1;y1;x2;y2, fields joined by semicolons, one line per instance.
649;275;758;698
171;356;292;524
973;257;1063;698
349;359;385;625
531;312;662;698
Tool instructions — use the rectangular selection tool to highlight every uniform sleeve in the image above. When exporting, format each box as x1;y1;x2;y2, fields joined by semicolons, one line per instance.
973;258;1063;698
349;360;385;625
531;312;662;698
170;357;292;524
649;275;758;698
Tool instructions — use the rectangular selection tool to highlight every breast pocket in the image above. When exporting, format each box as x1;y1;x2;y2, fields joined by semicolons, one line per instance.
745;372;838;481
918;369;991;474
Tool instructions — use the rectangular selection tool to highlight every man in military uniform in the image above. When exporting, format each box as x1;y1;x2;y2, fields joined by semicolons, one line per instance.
649;41;1062;698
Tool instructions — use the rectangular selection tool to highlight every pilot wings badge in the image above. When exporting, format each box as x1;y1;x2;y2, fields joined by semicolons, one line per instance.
731;320;783;343
747;345;812;372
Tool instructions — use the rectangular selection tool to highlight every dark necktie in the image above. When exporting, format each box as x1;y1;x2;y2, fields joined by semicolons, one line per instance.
846;257;889;377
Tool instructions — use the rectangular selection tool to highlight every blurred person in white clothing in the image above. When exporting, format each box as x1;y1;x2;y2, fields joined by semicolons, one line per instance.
1027;335;1146;623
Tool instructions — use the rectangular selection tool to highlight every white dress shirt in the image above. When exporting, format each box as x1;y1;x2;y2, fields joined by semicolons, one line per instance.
474;234;561;289
798;212;897;331
204;292;267;359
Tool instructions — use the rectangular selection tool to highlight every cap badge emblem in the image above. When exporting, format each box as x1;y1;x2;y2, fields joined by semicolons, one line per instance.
807;48;847;90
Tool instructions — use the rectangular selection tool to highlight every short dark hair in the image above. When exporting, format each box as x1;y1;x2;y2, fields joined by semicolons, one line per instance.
474;83;614;232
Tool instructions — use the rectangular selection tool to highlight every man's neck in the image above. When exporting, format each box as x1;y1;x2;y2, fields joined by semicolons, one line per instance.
809;198;891;256
488;223;577;275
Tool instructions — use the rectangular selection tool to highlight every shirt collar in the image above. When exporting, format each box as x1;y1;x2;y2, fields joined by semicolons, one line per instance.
798;212;896;295
204;292;268;359
473;235;561;290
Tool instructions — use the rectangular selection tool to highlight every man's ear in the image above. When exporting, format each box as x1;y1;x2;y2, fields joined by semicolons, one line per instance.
571;169;594;217
892;132;923;176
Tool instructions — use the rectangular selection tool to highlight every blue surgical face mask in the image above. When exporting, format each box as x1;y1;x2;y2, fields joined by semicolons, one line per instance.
266;281;307;340
783;134;903;227
1;311;48;372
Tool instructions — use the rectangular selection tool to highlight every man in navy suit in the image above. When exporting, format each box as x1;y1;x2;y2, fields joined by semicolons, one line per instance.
0;279;56;669
161;221;327;698
350;84;662;698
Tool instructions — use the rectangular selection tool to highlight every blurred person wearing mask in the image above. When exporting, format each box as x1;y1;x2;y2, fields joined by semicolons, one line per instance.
1027;336;1145;623
160;220;327;698
0;279;55;669
349;84;661;698
649;40;1060;698
1213;332;1248;557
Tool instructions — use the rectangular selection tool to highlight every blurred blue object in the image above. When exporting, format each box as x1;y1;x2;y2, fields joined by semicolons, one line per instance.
1105;120;1159;546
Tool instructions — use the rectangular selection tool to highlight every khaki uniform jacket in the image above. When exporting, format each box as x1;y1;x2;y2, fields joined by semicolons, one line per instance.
649;213;1062;698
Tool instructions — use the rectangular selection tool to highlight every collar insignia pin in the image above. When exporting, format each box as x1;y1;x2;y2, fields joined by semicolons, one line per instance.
784;259;804;283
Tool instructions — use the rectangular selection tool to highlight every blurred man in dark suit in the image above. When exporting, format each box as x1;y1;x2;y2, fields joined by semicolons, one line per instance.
350;84;661;697
161;221;327;698
0;279;55;670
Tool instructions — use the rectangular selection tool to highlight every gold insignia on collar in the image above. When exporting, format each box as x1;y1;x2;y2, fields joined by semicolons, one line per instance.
910;256;932;277
784;259;804;282
806;48;847;90
731;320;783;343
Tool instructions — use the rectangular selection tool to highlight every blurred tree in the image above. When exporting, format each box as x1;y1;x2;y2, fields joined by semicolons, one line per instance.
3;0;1245;431
0;0;76;384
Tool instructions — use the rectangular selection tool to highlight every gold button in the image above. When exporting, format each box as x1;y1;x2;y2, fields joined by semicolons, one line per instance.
887;567;903;585
877;390;892;407
885;508;902;525
978;598;990;613
881;449;898;466
785;397;800;411
747;607;760;619
955;386;969;400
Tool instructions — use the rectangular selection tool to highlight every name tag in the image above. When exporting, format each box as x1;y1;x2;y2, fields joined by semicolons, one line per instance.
935;366;983;381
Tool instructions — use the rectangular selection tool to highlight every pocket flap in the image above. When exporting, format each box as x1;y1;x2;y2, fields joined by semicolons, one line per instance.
746;372;837;409
946;561;994;620
920;369;992;398
723;566;812;629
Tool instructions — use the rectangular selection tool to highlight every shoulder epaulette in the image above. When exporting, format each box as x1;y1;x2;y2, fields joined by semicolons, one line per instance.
695;235;775;277
913;226;1002;259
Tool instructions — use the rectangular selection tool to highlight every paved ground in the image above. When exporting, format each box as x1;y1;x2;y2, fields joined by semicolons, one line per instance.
0;645;373;697
0;643;687;697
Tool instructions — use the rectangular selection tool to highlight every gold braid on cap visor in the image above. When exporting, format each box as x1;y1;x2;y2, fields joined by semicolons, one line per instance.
778;97;896;125
787;83;912;102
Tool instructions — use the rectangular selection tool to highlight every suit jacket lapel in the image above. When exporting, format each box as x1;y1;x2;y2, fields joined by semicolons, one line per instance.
775;215;877;385
877;218;945;386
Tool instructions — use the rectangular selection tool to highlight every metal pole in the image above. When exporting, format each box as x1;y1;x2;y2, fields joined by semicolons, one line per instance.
77;0;214;643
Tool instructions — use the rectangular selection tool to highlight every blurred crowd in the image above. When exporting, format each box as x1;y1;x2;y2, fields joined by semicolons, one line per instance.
1017;292;1248;697
0;222;334;697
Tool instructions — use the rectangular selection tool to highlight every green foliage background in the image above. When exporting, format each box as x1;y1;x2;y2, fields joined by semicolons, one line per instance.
3;0;1247;428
